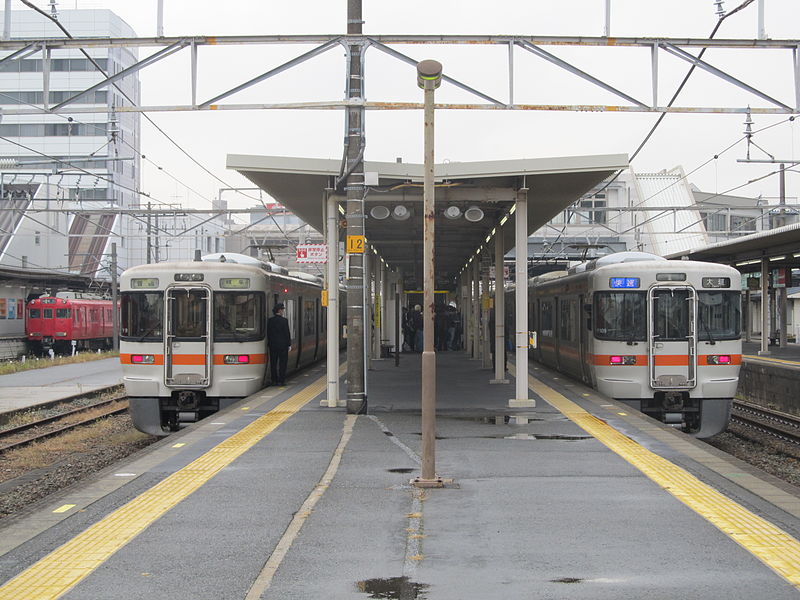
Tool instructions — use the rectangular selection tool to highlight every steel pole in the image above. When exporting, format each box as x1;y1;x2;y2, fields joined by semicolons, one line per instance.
345;0;366;414
492;231;508;384
472;258;480;359
111;242;119;352
326;193;340;408
758;257;770;356
3;0;11;41
416;59;443;487
421;77;437;482
511;188;534;407
481;256;492;369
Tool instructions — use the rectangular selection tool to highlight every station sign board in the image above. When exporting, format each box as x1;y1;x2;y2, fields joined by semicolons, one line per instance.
296;244;328;264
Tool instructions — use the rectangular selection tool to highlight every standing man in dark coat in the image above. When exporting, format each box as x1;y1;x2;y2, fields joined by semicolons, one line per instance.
267;302;292;386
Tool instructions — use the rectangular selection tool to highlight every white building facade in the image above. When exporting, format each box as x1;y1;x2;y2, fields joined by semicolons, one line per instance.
0;8;140;278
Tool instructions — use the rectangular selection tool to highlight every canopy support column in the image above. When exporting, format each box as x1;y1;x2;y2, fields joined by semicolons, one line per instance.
510;187;534;407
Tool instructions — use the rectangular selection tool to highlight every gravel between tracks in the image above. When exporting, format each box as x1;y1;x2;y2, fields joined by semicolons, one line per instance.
0;414;155;519
705;422;800;488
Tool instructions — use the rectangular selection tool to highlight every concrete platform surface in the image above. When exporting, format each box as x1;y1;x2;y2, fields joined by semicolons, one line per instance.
1;353;800;599
0;357;121;414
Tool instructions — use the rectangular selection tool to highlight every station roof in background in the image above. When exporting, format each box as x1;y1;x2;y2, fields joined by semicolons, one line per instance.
666;221;800;274
227;153;628;288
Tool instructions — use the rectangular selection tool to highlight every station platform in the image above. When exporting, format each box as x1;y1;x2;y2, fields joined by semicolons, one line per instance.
3;353;800;599
743;340;800;368
0;358;121;416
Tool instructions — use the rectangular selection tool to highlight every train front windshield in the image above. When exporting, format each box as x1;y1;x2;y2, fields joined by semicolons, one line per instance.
214;292;265;341
594;292;647;341
698;291;741;340
121;292;164;340
594;289;741;342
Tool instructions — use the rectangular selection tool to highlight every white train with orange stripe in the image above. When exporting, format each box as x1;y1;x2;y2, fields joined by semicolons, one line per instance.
120;253;340;435
524;252;741;437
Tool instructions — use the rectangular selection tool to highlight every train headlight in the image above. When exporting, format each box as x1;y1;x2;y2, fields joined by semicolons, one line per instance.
131;355;156;364
707;355;731;365
610;355;637;365
224;354;250;364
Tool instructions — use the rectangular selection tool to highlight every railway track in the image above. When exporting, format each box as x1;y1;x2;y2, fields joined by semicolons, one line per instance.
731;400;800;446
0;394;129;453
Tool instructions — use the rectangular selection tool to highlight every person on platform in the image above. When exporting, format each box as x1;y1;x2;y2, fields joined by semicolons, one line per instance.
267;302;292;386
411;304;424;352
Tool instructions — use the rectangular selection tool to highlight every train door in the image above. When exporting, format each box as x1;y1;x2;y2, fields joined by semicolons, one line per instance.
648;286;697;390
165;286;211;388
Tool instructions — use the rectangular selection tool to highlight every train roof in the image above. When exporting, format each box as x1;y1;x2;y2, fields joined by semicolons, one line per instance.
121;256;325;288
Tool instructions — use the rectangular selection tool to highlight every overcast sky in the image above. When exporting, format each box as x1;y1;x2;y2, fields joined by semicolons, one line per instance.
25;0;800;215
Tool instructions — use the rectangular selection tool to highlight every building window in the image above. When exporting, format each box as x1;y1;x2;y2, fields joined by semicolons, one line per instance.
0;90;108;106
0;122;108;137
0;58;108;73
731;215;756;233
569;193;607;225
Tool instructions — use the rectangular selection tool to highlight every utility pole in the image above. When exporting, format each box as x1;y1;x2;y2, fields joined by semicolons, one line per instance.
146;202;152;264
111;242;119;352
344;0;366;414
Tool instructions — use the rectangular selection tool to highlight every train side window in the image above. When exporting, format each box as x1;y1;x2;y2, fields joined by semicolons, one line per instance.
285;300;296;340
304;300;315;336
559;300;575;342
540;301;554;337
56;308;70;319
214;292;265;341
43;309;53;319
29;308;40;319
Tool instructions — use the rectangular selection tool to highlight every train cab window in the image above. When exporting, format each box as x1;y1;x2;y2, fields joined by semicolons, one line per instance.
43;309;53;319
214;292;265;341
653;290;690;341
56;308;70;319
698;291;741;341
120;292;163;340
29;308;40;319
170;291;206;339
594;292;646;341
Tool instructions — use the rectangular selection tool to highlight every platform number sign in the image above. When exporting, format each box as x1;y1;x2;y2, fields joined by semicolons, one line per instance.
347;235;365;254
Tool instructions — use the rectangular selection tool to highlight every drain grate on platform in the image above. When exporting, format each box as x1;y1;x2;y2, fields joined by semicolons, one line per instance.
551;577;583;584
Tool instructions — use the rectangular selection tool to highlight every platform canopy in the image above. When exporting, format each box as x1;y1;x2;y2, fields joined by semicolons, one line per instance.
227;153;628;289
666;221;800;274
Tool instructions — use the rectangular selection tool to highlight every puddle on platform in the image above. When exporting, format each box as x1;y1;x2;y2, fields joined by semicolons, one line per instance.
480;434;592;441
387;468;415;474
551;577;583;584
356;576;430;599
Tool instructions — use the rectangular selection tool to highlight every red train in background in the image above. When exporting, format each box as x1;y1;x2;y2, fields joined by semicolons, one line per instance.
26;293;114;355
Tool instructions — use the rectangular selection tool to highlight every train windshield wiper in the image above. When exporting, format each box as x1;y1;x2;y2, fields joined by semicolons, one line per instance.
699;315;715;345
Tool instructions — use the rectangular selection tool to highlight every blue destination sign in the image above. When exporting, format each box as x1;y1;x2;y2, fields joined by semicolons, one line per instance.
610;277;640;289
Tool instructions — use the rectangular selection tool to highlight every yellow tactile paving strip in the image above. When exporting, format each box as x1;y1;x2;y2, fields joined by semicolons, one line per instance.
743;354;800;368
0;378;325;600
526;372;800;589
